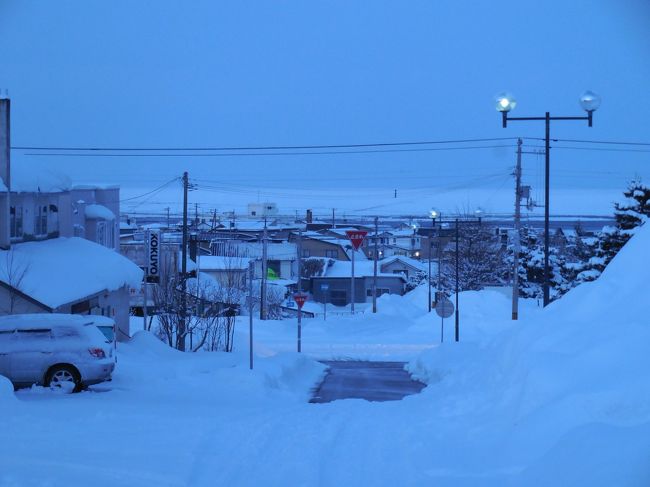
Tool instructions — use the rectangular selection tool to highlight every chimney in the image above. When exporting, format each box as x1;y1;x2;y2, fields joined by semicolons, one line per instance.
306;209;313;224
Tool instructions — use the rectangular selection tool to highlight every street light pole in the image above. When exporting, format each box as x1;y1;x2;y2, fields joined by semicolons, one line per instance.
496;91;601;307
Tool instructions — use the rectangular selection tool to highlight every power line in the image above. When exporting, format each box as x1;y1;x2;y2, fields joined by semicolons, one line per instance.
554;138;650;146
11;137;519;152
21;144;517;158
119;177;180;202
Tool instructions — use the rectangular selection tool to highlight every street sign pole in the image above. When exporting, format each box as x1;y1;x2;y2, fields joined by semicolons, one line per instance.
249;261;254;370
320;283;330;321
351;248;355;314
293;293;308;352
345;230;368;316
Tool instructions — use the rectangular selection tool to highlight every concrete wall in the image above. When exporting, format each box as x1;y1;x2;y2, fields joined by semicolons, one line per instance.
0;286;49;315
311;276;405;305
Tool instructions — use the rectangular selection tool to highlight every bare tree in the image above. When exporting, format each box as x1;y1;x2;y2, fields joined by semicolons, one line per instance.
1;249;30;314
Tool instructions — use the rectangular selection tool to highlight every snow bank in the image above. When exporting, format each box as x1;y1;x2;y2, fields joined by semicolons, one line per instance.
115;331;325;402
0;237;143;308
408;224;650;482
0;375;16;405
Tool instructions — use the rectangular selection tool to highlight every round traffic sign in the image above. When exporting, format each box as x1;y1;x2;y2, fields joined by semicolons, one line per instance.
435;298;455;319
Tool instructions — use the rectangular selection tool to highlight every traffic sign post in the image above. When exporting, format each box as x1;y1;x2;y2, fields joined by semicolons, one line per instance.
435;295;455;343
345;230;368;314
293;293;308;352
320;283;329;321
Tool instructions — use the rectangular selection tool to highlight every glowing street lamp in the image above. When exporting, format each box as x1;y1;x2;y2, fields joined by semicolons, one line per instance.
496;91;601;306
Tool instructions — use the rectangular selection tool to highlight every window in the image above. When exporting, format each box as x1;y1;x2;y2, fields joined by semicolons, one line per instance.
330;290;347;306
301;249;310;258
34;205;48;235
9;206;23;238
96;221;115;248
97;221;107;247
366;288;390;297
325;249;338;258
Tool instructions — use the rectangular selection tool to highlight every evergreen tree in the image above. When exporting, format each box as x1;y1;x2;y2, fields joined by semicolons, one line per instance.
601;178;650;265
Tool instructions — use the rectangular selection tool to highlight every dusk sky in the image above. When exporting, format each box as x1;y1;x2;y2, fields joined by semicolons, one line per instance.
2;1;649;216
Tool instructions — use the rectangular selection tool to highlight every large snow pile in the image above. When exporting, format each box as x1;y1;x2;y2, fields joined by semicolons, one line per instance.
0;237;143;308
409;224;650;484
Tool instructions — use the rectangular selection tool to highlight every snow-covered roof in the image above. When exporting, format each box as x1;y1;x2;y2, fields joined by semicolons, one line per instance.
85;204;116;221
380;255;428;272
10;168;72;193
215;242;297;260
323;260;405;280
198;255;252;271
0;238;143;309
120;221;138;230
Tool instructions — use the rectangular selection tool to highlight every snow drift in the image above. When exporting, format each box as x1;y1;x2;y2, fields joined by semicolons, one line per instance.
409;223;650;484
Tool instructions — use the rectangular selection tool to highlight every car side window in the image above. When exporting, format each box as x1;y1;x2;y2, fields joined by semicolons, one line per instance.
16;329;52;339
51;327;80;339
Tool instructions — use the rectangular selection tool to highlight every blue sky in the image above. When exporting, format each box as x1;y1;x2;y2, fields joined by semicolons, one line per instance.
1;1;649;216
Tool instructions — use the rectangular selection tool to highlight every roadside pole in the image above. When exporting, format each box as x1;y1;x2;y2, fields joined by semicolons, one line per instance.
297;229;303;352
351;245;356;314
143;229;149;332
345;230;368;315
248;260;254;370
293;293;307;352
372;216;378;313
512;138;523;320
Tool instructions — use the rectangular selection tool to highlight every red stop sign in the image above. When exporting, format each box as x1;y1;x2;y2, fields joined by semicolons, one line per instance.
345;230;368;250
293;293;308;309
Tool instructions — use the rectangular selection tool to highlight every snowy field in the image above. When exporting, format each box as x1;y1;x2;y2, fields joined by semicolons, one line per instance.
2;227;650;486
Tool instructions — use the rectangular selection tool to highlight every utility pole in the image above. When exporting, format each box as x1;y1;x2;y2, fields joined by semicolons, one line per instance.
248;260;254;370
332;208;335;228
260;218;268;320
372;216;378;313
165;207;170;229
394;189;397;199
454;218;459;342
297;229;303;352
512;138;523;320
438;229;444;343
180;172;189;351
194;202;199;228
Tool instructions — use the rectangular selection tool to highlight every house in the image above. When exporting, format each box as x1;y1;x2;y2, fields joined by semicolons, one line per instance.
297;232;368;262
364;229;422;259
310;259;407;306
210;240;298;282
379;255;428;279
197;255;252;289
0;237;143;340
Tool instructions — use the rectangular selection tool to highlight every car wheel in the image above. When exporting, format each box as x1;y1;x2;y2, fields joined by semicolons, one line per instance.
46;365;81;393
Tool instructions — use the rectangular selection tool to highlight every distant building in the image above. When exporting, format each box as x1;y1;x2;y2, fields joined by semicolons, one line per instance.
247;202;278;218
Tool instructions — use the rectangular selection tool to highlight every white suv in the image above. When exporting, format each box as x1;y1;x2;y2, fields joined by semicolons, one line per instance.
0;314;116;392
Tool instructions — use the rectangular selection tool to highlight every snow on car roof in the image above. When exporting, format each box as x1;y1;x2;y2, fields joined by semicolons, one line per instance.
0;314;115;332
